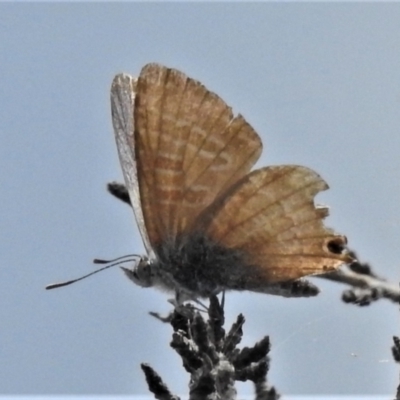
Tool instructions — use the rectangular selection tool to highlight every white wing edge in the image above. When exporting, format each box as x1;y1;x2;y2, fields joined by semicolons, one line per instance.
110;73;153;256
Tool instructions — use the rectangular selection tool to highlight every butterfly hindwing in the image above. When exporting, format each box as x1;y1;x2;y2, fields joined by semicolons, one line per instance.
203;165;351;283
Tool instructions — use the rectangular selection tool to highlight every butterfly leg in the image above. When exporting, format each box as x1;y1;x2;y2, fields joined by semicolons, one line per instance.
169;291;208;314
220;290;225;310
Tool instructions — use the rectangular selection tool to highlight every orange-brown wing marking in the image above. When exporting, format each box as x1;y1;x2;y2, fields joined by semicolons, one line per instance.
134;63;262;248
135;65;186;246
205;165;352;283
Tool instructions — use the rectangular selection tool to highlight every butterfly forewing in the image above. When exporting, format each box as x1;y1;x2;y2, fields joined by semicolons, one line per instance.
203;165;351;282
134;64;262;248
110;74;153;255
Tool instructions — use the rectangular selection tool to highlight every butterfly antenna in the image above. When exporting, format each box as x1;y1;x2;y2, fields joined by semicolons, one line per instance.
93;254;141;264
45;255;141;290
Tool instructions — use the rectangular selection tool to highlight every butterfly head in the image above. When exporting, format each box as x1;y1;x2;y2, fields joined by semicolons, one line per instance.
120;256;154;288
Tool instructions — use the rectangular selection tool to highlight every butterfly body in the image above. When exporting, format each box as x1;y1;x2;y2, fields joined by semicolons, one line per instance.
110;63;352;301
123;231;322;301
123;232;244;299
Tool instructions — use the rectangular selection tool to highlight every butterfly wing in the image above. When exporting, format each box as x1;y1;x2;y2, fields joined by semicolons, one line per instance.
133;63;262;250
201;165;352;283
110;73;153;255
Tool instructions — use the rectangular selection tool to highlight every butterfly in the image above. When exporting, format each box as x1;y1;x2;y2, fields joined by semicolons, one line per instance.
107;63;352;302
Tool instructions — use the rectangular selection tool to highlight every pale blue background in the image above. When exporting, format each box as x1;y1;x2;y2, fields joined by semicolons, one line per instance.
1;3;399;397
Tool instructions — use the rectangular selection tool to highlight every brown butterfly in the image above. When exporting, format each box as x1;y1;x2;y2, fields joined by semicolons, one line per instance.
107;63;352;302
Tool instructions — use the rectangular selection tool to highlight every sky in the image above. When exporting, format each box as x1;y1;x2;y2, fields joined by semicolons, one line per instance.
1;2;400;397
